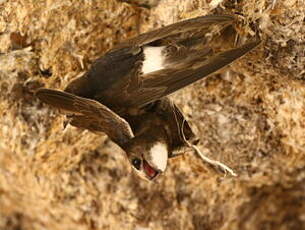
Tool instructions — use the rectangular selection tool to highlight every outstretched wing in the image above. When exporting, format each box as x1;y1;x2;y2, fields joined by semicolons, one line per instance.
114;15;234;49
64;15;234;103
124;40;260;107
36;89;134;147
63;15;259;110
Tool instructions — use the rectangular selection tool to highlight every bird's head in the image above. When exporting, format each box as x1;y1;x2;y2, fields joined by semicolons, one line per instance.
123;136;169;181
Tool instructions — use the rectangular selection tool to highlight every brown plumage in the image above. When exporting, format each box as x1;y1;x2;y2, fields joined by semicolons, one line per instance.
36;15;260;180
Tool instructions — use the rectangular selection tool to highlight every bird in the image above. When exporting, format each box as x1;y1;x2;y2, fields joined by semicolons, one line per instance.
36;15;260;181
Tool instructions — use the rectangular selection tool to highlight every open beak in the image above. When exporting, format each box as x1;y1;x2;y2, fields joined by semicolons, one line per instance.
143;159;160;180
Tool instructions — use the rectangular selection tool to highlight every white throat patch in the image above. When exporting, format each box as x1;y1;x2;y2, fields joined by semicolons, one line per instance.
142;46;166;74
148;142;168;172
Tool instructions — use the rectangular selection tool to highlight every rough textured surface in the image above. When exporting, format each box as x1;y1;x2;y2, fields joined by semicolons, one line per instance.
0;0;305;230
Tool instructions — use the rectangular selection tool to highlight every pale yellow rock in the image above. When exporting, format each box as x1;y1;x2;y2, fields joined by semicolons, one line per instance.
0;0;305;230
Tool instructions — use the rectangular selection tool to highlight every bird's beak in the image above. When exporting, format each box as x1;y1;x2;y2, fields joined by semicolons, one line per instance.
142;159;161;180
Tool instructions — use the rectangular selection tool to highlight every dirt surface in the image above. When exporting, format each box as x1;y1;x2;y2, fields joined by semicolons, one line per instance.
0;0;305;230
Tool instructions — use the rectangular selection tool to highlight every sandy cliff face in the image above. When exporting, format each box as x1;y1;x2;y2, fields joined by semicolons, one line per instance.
0;0;304;230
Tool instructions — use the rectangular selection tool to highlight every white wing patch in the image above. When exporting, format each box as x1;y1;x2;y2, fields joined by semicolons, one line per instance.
142;46;166;74
148;142;168;172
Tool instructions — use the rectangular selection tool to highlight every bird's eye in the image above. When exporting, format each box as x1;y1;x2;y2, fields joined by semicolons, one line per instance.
132;158;141;170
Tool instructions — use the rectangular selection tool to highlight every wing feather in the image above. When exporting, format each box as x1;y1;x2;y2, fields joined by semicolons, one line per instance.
114;15;234;49
64;15;237;108
126;40;261;107
36;89;134;146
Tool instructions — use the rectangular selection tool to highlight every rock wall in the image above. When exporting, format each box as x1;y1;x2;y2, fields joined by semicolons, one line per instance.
0;0;304;229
